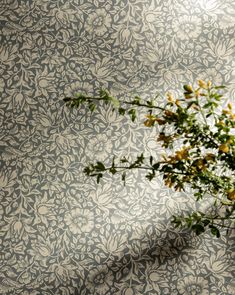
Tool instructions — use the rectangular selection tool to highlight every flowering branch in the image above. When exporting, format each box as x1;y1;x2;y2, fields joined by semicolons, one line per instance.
64;80;235;237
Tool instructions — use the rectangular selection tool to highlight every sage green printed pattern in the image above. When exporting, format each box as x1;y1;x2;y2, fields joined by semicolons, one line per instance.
1;0;235;294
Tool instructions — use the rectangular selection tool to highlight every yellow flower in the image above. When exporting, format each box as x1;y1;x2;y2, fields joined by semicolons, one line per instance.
207;80;212;88
217;120;225;127
155;118;166;125
230;114;235;120
175;147;189;161
227;189;235;201
195;89;201;97
198;79;207;89
175;184;182;191
157;133;171;143
190;166;197;173
144;114;156;127
195;159;206;170
164;110;174;117
165;178;173;188
175;99;180;106
222;109;230;115
144;119;153;127
227;138;233;144
205;153;215;162
146;114;155;120
144;115;166;126
218;144;229;153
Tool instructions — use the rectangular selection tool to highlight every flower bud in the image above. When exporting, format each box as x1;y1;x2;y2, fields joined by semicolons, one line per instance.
198;79;207;89
183;85;193;93
167;93;174;103
184;93;193;99
228;103;233;110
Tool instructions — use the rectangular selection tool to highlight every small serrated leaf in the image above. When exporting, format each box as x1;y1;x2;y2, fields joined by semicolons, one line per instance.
96;162;105;171
122;172;126;185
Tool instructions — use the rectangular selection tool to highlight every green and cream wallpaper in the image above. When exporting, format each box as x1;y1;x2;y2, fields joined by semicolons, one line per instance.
1;0;235;294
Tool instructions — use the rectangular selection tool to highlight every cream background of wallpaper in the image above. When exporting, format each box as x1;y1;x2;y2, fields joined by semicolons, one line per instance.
0;0;235;294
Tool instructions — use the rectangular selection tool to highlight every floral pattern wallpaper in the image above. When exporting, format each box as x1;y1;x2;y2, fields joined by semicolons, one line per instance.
1;0;235;294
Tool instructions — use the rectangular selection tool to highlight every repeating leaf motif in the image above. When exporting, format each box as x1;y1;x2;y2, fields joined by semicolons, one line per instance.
1;0;235;294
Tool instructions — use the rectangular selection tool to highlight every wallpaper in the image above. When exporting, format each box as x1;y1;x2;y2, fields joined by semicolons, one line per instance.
1;0;235;294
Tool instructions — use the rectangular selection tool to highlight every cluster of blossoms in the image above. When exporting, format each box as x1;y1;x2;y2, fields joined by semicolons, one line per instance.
64;80;235;237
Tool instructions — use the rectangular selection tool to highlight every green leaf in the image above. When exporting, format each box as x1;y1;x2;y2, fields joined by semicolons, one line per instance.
194;192;203;201
147;100;153;106
88;103;96;112
206;112;212;118
118;108;126;115
209;225;221;238
109;167;117;174
83;166;91;175
97;173;103;184
128;109;137;122
185;217;192;228
152;163;160;170
186;101;198;109
99;89;110;99
96;162;106;171
192;224;205;235
202;219;210;226
137;153;144;162
171;216;182;228
214;86;226;89
63;97;71;102
133;96;141;104
120;157;128;163
110;157;117;174
146;170;155;181
203;102;212;109
110;96;120;108
212;94;222;101
122;172;126;185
